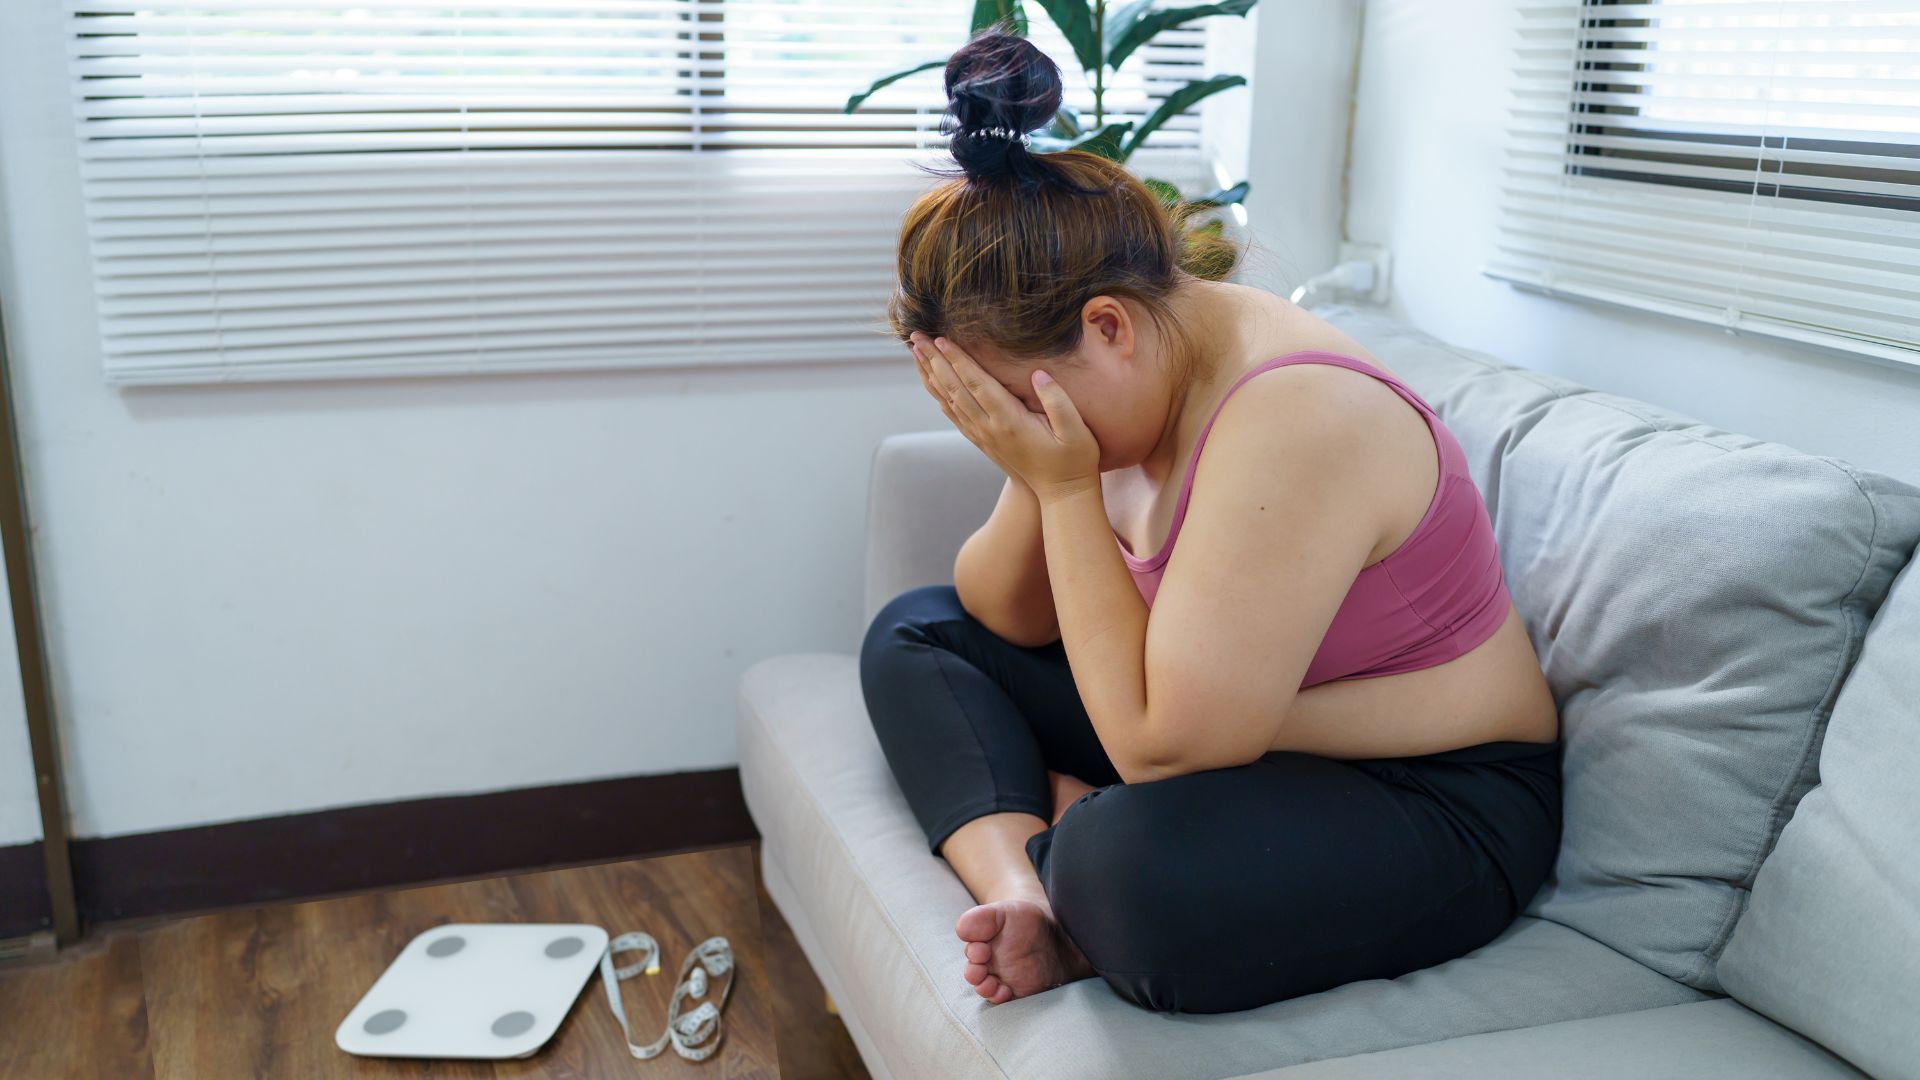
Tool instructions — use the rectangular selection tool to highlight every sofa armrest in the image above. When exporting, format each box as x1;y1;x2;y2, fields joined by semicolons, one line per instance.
861;430;1005;629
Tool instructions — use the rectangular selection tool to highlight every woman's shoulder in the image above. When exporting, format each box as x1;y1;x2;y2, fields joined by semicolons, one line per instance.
1215;339;1409;427
1200;354;1388;471
1205;338;1436;494
1228;292;1392;377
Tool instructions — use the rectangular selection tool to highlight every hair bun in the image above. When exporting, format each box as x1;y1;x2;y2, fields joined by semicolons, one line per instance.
943;29;1063;184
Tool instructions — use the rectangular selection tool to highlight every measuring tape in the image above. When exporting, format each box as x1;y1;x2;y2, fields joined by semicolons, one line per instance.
598;932;736;1062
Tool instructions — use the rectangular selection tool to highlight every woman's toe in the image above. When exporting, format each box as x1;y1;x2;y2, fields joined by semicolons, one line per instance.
963;959;988;985
955;904;1000;943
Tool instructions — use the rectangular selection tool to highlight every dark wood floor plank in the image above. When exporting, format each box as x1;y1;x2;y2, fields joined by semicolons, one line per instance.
0;930;153;1079
503;849;778;1080
140;876;525;1079
0;843;857;1078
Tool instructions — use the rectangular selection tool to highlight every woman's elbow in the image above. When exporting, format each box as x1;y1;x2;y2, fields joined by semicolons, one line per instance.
1112;714;1276;784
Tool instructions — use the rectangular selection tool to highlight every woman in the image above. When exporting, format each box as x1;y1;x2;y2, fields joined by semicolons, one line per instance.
859;29;1562;1016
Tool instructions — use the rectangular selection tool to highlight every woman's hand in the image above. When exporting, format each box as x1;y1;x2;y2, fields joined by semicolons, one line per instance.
910;333;1101;502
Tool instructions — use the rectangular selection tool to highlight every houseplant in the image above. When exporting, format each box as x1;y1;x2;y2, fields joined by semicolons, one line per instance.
845;0;1256;279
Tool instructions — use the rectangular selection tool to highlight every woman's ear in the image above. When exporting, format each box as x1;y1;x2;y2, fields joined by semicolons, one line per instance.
1081;295;1134;356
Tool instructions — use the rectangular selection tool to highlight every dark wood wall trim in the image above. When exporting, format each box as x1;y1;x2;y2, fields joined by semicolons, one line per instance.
68;767;757;926
0;841;49;939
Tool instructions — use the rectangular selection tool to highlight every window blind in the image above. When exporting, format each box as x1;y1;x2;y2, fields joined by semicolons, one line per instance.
65;1;1215;384
1490;0;1920;368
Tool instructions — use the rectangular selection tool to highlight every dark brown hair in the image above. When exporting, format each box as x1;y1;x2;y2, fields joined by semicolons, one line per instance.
888;29;1238;376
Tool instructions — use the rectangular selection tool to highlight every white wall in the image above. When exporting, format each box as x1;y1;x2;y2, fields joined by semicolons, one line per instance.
10;0;1913;844
1342;0;1920;484
1241;0;1366;298
0;4;943;839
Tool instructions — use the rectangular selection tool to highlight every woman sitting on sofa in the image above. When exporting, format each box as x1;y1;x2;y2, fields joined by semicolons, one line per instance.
859;28;1563;1015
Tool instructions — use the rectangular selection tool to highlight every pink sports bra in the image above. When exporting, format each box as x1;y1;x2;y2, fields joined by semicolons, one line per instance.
1115;350;1513;688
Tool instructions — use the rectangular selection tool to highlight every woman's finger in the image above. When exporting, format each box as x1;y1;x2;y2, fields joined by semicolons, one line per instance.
926;346;989;427
914;349;943;401
912;339;949;394
933;337;1021;427
916;346;978;437
915;336;1010;469
1031;369;1090;442
913;343;956;410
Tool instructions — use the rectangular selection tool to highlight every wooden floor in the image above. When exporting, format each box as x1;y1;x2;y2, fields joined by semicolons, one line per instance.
0;842;870;1079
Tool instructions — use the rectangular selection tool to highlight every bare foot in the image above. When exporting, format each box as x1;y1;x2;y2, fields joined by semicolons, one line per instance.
1047;769;1097;826
955;898;1096;1004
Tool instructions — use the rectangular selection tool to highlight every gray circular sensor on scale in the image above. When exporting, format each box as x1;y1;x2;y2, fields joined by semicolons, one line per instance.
425;935;466;958
363;1009;407;1035
544;935;585;959
491;1010;537;1038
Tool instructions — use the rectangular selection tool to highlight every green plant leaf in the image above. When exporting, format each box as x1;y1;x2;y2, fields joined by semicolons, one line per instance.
1107;0;1256;69
1066;120;1133;159
1188;180;1250;208
970;0;1029;34
1121;74;1245;156
1104;0;1157;40
844;59;947;113
1034;0;1102;72
1142;177;1183;208
1101;0;1156;62
1048;103;1084;138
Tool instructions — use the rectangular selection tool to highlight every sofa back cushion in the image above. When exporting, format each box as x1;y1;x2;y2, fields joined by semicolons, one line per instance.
1322;306;1920;992
1716;558;1920;1078
862;430;1004;628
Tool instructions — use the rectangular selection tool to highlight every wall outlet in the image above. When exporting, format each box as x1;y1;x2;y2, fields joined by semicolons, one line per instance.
1337;242;1393;304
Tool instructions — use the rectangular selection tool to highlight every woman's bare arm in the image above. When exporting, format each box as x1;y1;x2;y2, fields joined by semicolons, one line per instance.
953;476;1060;648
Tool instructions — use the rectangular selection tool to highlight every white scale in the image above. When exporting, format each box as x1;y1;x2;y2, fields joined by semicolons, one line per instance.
336;923;735;1062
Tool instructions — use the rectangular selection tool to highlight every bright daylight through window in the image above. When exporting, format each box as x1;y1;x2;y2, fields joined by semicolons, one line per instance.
63;2;1227;384
1491;0;1920;367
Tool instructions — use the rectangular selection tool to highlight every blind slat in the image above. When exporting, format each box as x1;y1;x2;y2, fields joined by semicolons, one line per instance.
66;1;1229;382
1489;0;1920;366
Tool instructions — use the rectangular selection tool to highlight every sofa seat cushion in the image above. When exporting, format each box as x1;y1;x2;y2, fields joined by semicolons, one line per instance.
738;652;1706;1080
1318;306;1920;992
1240;999;1865;1079
1717;559;1920;1080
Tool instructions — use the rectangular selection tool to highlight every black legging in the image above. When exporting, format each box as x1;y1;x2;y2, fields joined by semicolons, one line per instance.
858;583;1563;1015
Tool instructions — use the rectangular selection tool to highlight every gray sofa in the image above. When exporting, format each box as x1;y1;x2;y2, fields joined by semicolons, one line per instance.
737;305;1920;1079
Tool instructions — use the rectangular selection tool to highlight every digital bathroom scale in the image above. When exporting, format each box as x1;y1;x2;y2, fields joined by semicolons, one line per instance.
335;923;610;1060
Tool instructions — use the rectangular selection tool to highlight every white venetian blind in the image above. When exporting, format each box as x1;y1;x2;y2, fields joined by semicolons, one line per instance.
1490;0;1920;367
65;1;1214;384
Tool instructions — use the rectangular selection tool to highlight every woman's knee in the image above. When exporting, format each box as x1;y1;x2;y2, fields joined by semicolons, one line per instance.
860;584;958;684
1042;784;1274;1013
1039;782;1198;971
859;583;969;661
1040;764;1379;1013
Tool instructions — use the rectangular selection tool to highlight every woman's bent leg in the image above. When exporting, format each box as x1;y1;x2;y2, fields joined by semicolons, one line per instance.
860;583;1118;1002
859;583;1119;855
1027;741;1561;1014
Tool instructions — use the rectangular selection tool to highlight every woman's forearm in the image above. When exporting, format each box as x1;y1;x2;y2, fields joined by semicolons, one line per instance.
1035;482;1160;778
954;477;1060;647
